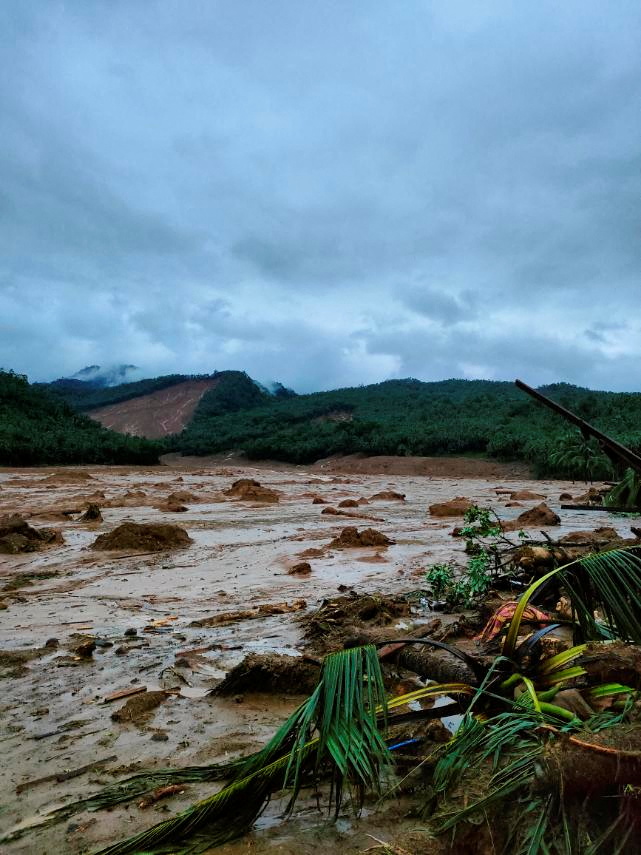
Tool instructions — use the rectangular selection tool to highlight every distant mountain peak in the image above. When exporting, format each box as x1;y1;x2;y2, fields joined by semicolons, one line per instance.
70;364;140;388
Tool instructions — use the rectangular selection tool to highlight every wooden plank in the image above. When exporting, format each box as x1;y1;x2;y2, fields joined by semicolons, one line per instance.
102;686;147;703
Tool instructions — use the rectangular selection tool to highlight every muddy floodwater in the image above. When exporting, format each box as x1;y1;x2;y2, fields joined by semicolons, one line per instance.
0;458;628;854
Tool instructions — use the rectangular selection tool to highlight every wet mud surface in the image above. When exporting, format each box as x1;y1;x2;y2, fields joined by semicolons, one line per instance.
0;459;630;853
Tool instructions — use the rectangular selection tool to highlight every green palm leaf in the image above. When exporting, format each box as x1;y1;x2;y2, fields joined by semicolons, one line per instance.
92;645;391;855
503;548;641;658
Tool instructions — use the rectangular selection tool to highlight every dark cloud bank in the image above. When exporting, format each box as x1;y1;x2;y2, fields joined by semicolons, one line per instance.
1;1;639;392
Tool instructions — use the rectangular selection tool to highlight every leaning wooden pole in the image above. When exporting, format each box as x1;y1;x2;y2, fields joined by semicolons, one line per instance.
515;379;641;475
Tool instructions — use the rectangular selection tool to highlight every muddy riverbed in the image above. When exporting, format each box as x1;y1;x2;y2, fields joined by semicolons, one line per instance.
0;458;629;853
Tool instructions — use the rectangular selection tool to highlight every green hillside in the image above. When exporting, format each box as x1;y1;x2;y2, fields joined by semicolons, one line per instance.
176;377;641;477
0;370;160;466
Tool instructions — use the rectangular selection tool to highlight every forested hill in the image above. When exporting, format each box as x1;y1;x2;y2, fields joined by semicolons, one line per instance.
0;370;160;466
177;377;641;477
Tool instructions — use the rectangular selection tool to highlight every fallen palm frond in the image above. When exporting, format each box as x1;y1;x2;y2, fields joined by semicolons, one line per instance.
92;645;391;855
503;547;641;658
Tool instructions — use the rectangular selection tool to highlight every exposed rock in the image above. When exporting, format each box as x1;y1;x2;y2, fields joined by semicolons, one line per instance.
224;479;280;503
502;502;560;531
428;497;474;517
91;523;192;552
329;526;393;548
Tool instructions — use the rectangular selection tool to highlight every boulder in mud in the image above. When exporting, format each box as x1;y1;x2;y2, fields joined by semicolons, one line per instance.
91;523;192;552
502;502;561;531
224;479;280;503
559;527;620;545
429;497;474;517
338;499;359;508
312;497;327;504
559;492;573;501
0;515;62;554
329;526;393;548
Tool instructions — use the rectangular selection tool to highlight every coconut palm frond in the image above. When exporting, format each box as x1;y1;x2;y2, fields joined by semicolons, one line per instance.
503;548;641;658
561;549;641;644
92;645;391;855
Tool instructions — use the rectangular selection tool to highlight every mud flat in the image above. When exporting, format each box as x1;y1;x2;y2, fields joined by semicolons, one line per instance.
0;458;625;853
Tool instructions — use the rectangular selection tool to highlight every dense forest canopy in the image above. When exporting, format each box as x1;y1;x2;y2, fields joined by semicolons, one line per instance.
177;376;641;478
8;369;641;477
0;370;160;466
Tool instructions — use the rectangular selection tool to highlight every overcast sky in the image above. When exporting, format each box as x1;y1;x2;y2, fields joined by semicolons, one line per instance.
1;2;640;392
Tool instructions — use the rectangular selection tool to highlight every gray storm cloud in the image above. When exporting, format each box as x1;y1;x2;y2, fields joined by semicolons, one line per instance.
0;1;639;391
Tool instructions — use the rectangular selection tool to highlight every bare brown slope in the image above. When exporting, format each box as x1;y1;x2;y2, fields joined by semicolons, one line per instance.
87;378;219;438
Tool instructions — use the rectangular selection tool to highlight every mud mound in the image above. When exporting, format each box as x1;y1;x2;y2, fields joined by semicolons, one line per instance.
212;653;320;696
312;497;327;504
303;593;411;648
560;527;620;545
299;547;325;559
338;499;359;508
429;497;474;517
111;690;168;723
224;479;280;503
91;523;192;552
288;561;312;576
369;490;406;501
158;502;188;513
166;490;200;504
42;470;94;484
329;526;393;548
510;490;546;501
80;504;103;522
0;515;63;554
502;502;561;531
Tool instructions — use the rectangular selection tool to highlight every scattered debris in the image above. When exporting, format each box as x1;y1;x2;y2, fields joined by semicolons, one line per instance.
138;785;186;809
103;686;148;704
302;592;411;648
91;523;192;551
15;755;118;794
190;598;307;627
